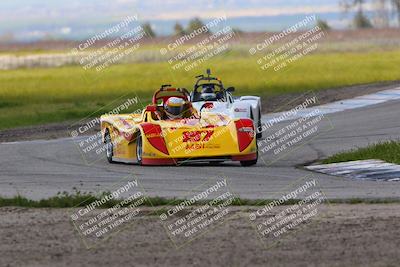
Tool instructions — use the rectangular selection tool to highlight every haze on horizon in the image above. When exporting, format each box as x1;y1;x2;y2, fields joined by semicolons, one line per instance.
0;0;390;41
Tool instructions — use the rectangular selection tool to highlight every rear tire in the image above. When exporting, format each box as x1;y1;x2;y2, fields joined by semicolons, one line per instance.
209;161;223;166
240;158;257;167
136;133;143;166
104;130;114;163
240;148;258;167
256;108;262;139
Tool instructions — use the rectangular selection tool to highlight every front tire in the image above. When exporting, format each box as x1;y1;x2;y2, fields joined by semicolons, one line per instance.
250;109;262;139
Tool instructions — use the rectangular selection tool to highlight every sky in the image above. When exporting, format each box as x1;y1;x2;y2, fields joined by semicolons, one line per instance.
0;0;384;41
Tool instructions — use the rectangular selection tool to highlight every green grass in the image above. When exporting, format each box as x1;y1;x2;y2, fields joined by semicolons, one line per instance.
0;192;174;208
0;193;292;208
322;140;400;165
0;49;400;129
1;193;399;208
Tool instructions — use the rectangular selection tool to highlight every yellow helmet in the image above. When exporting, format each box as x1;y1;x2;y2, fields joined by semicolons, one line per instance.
164;97;185;119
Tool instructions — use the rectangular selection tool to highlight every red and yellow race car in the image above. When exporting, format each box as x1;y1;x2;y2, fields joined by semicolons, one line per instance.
100;86;258;166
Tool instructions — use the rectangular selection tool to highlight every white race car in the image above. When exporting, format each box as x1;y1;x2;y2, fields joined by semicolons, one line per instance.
190;69;262;138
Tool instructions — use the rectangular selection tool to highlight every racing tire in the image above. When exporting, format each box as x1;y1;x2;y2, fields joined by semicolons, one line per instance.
240;149;258;167
240;158;257;167
250;110;262;139
136;133;143;166
256;108;262;139
209;161;224;166
104;130;114;163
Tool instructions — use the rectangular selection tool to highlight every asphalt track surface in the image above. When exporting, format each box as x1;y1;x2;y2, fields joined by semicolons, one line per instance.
1;96;400;200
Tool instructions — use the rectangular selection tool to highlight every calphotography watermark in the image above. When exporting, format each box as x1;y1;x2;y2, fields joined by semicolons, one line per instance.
248;176;329;249
257;91;334;165
160;15;236;72
249;15;326;72
159;177;238;248
68;93;145;165
70;176;149;248
69;15;146;74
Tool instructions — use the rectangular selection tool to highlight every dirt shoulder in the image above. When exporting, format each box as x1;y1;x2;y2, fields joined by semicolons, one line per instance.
0;204;399;267
1;81;399;143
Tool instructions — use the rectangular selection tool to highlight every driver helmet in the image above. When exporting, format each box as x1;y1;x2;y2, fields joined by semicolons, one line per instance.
201;85;216;101
164;97;186;119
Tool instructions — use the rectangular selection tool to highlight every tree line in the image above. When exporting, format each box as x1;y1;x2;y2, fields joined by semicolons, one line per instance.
139;0;400;37
318;0;400;30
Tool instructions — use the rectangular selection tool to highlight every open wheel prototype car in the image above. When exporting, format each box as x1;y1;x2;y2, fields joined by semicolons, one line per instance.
190;69;262;139
100;85;258;166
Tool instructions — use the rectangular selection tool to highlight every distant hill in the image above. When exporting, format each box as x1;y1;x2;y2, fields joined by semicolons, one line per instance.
0;11;377;42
